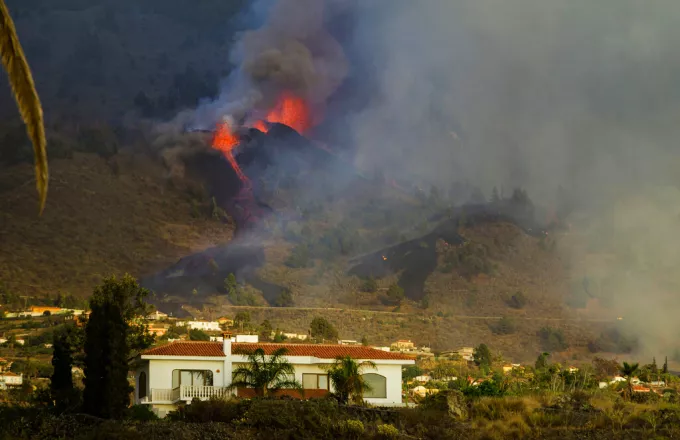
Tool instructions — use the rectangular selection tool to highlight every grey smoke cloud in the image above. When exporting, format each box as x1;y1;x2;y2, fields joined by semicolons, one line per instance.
347;0;680;357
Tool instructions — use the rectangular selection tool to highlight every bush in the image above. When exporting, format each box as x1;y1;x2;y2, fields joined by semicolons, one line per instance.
168;397;250;423
507;291;527;309
375;423;400;439
385;284;404;305
273;289;294;307
285;244;314;268
538;327;568;352
491;316;516;335
362;277;378;293
127;404;158;421
189;329;210;341
336;419;365;438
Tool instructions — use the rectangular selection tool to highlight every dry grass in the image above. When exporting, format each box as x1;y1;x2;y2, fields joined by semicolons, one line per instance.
0;152;233;298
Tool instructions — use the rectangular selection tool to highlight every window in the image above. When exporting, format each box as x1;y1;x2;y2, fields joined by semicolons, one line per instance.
171;370;214;388
138;372;147;399
302;373;329;390
362;373;386;398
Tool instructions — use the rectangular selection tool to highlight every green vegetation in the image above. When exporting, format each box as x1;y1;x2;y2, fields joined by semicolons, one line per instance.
491;316;516;335
309;317;338;342
440;242;493;278
228;347;303;397
83;275;154;419
538;326;569;352
50;323;81;412
325;356;376;404
384;284;404;305
473;343;492;371
189;328;210;341
273;288;294;307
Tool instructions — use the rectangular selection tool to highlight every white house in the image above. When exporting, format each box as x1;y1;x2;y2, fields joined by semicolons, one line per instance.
134;340;415;418
283;333;308;341
210;335;259;343
146;311;169;321
0;372;23;389
184;321;221;332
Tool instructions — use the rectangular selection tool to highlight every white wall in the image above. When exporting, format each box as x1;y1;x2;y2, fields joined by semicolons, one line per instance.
186;321;221;331
0;374;22;386
135;363;149;404
147;359;227;390
232;361;404;405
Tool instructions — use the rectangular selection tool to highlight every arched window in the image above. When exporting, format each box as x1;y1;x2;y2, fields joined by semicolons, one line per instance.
138;372;147;399
362;373;387;399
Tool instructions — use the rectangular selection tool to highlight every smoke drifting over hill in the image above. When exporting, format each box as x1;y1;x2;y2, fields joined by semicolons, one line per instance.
343;0;680;358
177;0;680;357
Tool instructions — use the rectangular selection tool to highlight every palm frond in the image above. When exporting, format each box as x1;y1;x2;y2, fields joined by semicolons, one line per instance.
0;0;47;213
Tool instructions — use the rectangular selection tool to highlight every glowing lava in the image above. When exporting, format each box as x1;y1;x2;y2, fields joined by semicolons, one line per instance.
212;121;248;183
251;92;312;135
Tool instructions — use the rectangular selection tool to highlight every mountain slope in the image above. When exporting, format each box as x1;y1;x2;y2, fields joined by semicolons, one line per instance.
0;152;233;298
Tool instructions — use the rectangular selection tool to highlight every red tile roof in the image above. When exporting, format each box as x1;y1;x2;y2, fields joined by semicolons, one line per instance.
232;343;414;360
142;341;413;360
142;341;225;357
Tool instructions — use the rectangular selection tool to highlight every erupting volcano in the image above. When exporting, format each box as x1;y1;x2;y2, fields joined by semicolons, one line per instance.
211;121;247;183
248;92;314;135
258;92;313;134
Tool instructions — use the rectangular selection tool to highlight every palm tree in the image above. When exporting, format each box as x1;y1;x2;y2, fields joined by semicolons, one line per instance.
228;347;303;397
0;1;48;213
620;361;639;400
326;355;376;405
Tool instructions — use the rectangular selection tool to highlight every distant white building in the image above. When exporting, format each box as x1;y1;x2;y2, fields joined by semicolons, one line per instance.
456;347;475;361
372;346;392;352
283;333;308;341
210;335;259;343
338;340;360;346
146;311;169;321
185;321;221;332
414;375;432;383
0;372;22;389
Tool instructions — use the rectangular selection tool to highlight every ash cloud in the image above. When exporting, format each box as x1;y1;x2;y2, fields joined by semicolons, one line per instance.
191;0;348;128
345;0;680;358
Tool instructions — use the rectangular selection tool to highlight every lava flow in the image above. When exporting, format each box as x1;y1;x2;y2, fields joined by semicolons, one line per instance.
212;120;248;184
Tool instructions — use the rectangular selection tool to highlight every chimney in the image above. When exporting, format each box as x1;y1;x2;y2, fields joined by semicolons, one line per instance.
222;332;233;390
222;332;232;356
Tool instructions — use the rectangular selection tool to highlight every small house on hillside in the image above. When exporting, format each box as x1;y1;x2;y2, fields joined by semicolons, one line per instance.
217;317;234;327
183;321;221;332
147;311;169;321
134;340;414;418
0;372;22;389
338;340;360;346
29;306;63;316
148;325;170;337
391;340;415;351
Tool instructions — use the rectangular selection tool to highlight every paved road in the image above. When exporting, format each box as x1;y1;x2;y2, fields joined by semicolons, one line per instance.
222;305;617;323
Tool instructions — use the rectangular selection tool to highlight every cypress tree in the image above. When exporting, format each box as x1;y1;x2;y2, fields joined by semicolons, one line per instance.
83;274;152;419
50;323;82;412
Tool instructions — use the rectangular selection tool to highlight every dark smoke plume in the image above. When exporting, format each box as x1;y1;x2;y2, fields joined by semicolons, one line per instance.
191;0;347;127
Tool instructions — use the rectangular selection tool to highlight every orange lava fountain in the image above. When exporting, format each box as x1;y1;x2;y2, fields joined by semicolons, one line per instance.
211;121;248;183
251;92;312;135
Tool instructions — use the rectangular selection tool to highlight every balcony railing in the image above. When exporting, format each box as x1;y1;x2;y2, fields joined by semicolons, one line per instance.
180;385;231;400
142;386;232;404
